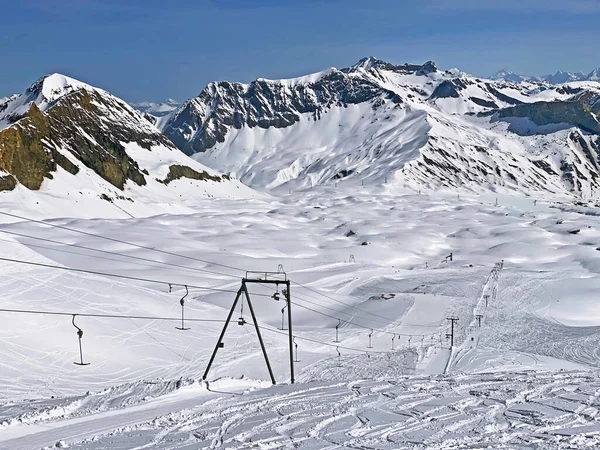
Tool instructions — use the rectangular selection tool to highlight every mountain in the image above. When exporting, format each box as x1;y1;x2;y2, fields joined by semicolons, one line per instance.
131;99;179;117
130;99;179;128
0;74;255;218
158;57;600;199
489;69;539;83
492;68;600;84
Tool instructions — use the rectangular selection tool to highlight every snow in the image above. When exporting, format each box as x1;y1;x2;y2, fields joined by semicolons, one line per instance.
0;182;600;446
256;67;338;86
130;99;179;117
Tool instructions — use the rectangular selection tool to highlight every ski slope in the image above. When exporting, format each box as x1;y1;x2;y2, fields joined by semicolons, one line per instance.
1;184;600;447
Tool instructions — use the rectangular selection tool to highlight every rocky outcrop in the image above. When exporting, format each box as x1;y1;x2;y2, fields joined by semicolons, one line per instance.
161;69;399;155
0;174;16;191
0;103;79;190
158;164;227;184
497;92;600;134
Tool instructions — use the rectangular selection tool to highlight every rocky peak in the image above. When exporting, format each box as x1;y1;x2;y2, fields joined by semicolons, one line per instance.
347;57;437;76
0;73;102;131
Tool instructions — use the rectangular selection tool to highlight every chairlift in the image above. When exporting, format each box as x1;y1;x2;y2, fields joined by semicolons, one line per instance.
72;314;90;366
293;336;300;362
334;318;341;343
175;285;190;330
272;284;280;301
279;303;287;330
238;296;246;326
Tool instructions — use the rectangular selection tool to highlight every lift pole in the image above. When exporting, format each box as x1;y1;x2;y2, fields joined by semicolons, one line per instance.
446;316;459;348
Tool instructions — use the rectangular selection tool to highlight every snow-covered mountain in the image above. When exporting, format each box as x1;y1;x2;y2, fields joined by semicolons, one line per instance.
0;74;255;218
492;67;600;84
489;69;539;83
130;99;179;128
131;99;179;117
159;57;600;199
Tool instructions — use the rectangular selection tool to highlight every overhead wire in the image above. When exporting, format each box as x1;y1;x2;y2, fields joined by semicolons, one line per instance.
0;211;244;274
0;307;409;355
0;307;226;323
0;225;440;333
0;229;240;279
0;211;430;326
0;211;447;340
0;256;272;298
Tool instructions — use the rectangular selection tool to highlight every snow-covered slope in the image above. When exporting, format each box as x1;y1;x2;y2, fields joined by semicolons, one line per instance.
131;99;179;117
0;74;257;218
2;186;600;447
161;57;600;199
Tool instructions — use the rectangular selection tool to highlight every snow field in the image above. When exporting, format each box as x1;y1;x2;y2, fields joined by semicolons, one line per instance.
0;186;599;446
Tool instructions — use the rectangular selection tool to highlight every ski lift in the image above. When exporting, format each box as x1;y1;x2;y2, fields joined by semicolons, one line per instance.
334;319;341;343
175;285;190;330
238;297;246;326
279;303;287;330
367;329;373;348
72;314;90;366
391;334;396;350
272;284;280;301
293;336;300;362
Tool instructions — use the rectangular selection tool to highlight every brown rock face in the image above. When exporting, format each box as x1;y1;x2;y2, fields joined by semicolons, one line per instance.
0;103;78;190
0;88;170;190
158;164;226;185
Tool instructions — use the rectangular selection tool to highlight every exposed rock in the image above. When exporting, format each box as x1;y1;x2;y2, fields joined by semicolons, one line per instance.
158;164;226;185
162;68;400;155
0;88;167;190
497;92;600;134
0;174;16;191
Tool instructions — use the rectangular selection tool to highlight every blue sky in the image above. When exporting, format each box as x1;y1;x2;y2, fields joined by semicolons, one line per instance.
1;0;599;102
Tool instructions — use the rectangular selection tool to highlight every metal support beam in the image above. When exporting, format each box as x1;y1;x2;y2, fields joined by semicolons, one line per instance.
202;287;242;381
285;282;294;384
204;274;294;385
242;282;276;385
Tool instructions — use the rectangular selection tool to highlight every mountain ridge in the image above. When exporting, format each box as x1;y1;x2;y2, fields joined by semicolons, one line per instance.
154;57;600;199
490;67;600;84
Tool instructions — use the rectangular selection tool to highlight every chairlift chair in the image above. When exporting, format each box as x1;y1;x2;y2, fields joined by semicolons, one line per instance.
175;285;191;330
72;315;90;366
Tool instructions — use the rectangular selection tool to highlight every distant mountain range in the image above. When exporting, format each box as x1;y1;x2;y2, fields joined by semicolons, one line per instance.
490;68;600;84
2;57;600;209
131;99;179;116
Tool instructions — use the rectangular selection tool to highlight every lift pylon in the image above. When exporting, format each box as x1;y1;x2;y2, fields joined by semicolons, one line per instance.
202;272;294;385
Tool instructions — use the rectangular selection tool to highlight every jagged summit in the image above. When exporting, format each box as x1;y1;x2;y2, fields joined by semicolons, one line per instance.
347;57;437;75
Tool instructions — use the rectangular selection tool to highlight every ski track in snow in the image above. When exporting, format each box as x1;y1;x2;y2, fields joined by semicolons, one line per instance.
2;372;599;449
